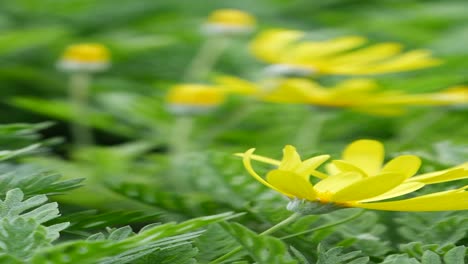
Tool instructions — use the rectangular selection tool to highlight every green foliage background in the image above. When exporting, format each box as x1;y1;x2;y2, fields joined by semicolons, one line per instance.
0;0;467;263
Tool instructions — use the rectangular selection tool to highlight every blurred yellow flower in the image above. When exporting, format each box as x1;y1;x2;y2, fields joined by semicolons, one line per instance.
57;43;110;72
166;84;226;114
237;139;468;211
250;29;441;76
203;9;256;35
216;76;468;115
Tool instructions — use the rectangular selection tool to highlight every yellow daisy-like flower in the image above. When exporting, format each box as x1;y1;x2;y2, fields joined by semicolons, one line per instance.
250;29;441;76
166;84;227;114
57;43;110;73
238;139;468;212
215;76;468;115
203;9;256;35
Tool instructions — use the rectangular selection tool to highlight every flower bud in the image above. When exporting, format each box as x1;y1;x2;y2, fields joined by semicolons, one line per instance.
202;9;256;36
166;84;225;115
57;43;110;73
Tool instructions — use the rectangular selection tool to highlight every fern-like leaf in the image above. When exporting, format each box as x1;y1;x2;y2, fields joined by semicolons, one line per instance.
0;188;68;260
220;222;297;264
316;244;369;264
0;164;83;198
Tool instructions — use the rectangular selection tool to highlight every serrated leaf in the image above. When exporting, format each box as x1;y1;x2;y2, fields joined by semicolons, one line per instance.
221;222;297;264
0;164;83;198
290;246;311;264
381;254;421;264
0;189;68;260
443;246;466;264
32;212;236;263
421;251;441;264
108;226;134;241
316;244;369;264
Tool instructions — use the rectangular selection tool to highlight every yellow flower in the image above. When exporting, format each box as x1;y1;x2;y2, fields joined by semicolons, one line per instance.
215;76;468;115
203;9;256;35
250;29;441;76
57;43;110;72
166;84;226;114
237;139;468;212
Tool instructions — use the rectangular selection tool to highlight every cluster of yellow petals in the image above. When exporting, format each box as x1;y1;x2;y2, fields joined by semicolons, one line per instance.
57;43;110;72
203;9;256;35
166;84;226;107
206;9;256;27
215;76;468;115
250;29;441;75
238;139;468;211
61;43;110;63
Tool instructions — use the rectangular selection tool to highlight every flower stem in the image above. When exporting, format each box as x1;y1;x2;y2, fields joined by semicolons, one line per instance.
260;212;301;235
183;36;229;82
69;72;93;147
280;209;365;239
168;115;194;189
209;212;301;264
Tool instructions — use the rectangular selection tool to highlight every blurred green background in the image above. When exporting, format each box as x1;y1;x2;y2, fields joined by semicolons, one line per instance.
0;1;467;262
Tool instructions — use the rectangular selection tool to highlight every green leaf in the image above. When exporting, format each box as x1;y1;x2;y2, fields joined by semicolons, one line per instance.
316;244;369;264
220;222;297;264
421;251;441;264
397;212;468;245
290;246;311;264
107;226;134;241
57;210;159;232
0;164;83;198
0;189;68;260
381;254;420;264
133;244;198;264
443;246;466;264
195;223;238;263
31;212;237;263
0;27;67;55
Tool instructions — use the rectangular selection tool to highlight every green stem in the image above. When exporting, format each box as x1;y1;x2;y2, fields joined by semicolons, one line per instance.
170;116;194;154
69;72;93;147
280;209;365;240
183;36;229;82
209;213;301;264
260;212;301;235
169;116;194;188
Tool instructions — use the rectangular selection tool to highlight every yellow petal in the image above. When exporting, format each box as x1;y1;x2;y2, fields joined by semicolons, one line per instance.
332;172;407;202
266;170;316;200
342;139;384;175
327;43;403;66
242;148;281;192
325;163;340;176
214;76;260;95
355;50;442;74
381;155;421;178
296;155;331;179
314;172;363;194
331;160;368;176
291;36;367;61
249;29;303;63
234;153;281;166
329;79;379;97
264;78;327;103
279;145;302;171
406;167;468;184
358;182;425;202
354;188;468;211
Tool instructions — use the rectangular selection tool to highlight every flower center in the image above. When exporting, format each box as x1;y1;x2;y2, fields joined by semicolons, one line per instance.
316;191;334;203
